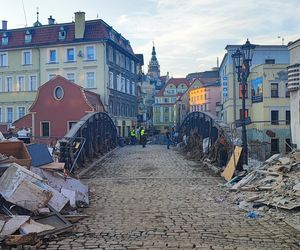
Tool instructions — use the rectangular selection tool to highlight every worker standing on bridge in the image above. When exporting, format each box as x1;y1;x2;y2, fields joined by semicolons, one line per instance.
130;128;136;145
140;127;146;148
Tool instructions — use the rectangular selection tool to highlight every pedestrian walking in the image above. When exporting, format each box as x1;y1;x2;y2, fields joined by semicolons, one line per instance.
140;127;146;148
166;130;172;149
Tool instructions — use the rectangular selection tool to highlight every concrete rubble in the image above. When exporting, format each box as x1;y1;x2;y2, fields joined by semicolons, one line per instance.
0;140;89;249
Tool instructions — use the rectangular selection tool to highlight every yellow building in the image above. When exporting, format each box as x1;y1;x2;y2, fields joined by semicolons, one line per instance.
0;12;141;136
246;64;291;159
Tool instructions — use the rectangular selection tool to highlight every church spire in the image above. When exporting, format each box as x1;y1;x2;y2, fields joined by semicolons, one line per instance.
147;42;160;80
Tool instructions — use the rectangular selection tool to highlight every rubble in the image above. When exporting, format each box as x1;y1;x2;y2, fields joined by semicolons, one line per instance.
227;150;300;230
0;140;89;248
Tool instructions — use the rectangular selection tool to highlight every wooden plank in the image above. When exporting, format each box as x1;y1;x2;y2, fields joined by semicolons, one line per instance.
0;216;30;236
221;146;242;181
39;162;65;170
4;233;38;246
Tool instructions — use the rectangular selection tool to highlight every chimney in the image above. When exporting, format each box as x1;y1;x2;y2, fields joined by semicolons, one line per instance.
2;20;7;30
48;16;55;25
74;11;85;39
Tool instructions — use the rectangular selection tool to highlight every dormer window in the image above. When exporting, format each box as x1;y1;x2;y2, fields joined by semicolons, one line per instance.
2;32;8;45
59;26;66;40
25;30;32;43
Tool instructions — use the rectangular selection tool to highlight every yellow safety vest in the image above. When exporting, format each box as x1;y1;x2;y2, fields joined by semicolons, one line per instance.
140;129;145;136
131;130;136;137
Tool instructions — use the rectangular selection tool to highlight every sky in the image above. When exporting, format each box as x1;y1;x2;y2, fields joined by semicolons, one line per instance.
1;0;300;77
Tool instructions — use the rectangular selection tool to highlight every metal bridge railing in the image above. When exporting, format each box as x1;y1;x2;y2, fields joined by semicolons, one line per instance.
59;112;118;172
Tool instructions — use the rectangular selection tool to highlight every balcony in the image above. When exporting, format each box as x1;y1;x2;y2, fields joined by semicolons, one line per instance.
287;64;300;91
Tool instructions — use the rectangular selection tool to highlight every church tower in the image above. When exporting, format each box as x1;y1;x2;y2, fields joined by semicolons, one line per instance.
147;44;160;80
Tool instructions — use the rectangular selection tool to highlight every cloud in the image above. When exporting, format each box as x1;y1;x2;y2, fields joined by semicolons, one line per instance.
113;0;300;77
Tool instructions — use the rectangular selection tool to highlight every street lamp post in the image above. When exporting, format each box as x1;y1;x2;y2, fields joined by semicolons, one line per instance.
232;39;255;166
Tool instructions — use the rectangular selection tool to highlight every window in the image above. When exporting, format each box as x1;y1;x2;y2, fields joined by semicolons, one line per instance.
239;84;248;98
18;76;25;91
126;79;130;94
271;139;279;153
117;74;121;91
18;107;25;119
108;46;114;62
109;101;113;114
109;72;114;88
116;102;120;116
131;60;135;73
59;27;66;40
49;49;57;63
286;110;290;125
6;107;13;123
265;59;275;64
29;75;37;91
86;46;95;60
66;48;75;62
271;83;279;98
86;72;95;88
24;30;32;43
239;109;249;120
2;33;8;45
68;121;77;131
5;77;13;92
66;73;75;83
0;52;8;67
48;74;56;80
0;107;2;122
22;50;32;65
271;110;279;125
53;86;64;100
131;82;135;95
285;83;290;98
41;122;50;137
121;77;125;92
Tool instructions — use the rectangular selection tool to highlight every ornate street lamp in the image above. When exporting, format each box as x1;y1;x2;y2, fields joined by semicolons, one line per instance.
232;39;256;166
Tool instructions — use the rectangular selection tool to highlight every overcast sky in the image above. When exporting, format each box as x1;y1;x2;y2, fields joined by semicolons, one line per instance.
1;0;300;77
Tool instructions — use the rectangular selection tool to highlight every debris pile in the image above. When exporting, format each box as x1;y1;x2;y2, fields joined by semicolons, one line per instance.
0;140;89;249
226;150;300;229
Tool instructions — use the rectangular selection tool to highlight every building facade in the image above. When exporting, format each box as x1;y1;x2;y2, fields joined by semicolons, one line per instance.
287;40;300;149
153;78;189;132
247;64;291;159
0;12;141;137
219;45;289;125
14;76;104;140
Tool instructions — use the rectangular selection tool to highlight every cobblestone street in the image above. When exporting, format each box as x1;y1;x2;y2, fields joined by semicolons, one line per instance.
43;145;300;250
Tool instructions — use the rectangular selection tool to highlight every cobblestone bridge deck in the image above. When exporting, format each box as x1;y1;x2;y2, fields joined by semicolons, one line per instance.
43;145;300;250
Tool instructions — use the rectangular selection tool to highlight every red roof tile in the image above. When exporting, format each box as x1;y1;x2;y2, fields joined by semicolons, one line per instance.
166;77;190;86
0;20;134;54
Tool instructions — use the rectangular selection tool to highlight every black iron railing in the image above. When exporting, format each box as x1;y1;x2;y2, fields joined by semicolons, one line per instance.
59;112;118;172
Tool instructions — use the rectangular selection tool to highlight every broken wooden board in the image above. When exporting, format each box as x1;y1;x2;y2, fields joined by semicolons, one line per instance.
39;162;65;170
64;214;89;223
4;233;38;246
222;146;242;181
0;216;30;237
19;219;55;234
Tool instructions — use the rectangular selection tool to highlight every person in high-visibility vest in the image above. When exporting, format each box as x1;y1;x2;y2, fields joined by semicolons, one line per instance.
140;127;146;148
130;128;136;145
